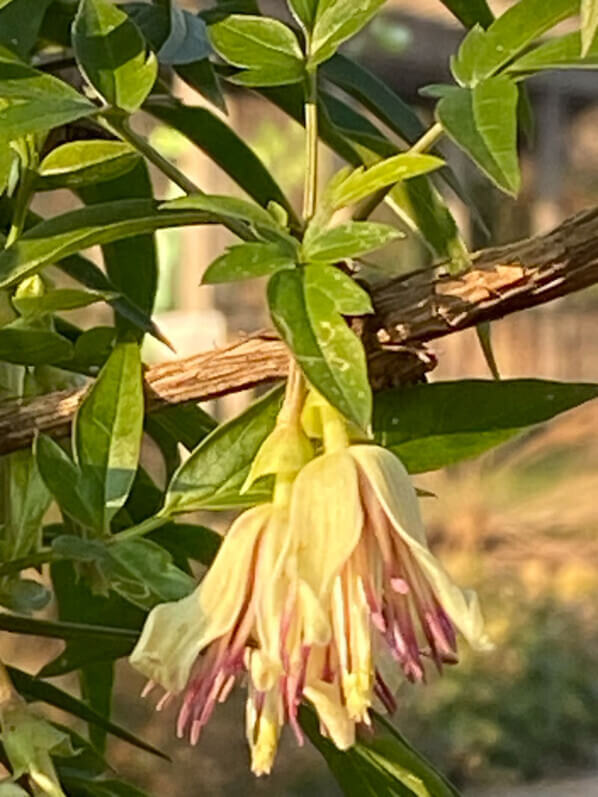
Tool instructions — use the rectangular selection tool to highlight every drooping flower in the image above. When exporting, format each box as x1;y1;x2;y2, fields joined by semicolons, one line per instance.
288;436;491;727
130;372;350;774
130;378;490;775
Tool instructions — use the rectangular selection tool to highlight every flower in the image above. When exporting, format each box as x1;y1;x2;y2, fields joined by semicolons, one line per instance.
289;442;491;726
131;493;357;774
130;381;490;775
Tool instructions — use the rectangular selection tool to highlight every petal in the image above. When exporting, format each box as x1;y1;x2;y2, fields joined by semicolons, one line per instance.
298;579;331;647
130;505;271;693
411;551;493;652
303;681;355;751
351;446;492;651
242;423;313;492
246;684;283;777
254;506;293;663
289;451;363;603
349;445;427;547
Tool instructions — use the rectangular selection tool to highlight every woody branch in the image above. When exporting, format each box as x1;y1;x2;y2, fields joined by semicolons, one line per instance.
1;207;598;455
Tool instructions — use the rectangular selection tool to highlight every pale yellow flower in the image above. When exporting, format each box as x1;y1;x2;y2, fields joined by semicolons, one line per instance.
130;497;338;774
289;443;491;725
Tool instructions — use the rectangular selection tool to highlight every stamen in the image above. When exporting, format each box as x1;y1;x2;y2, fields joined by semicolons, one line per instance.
141;680;155;698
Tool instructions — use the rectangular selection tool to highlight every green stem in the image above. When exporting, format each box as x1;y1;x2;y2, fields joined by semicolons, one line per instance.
0;549;56;577
6;138;39;247
302;69;319;223
409;121;444;155
99;113;200;196
0;515;169;577
111;512;170;543
99;112;253;242
353;121;445;222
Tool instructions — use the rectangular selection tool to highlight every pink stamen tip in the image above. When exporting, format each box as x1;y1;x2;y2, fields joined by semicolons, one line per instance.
190;719;202;746
141;680;155;698
390;577;409;594
371;611;387;632
156;692;172;712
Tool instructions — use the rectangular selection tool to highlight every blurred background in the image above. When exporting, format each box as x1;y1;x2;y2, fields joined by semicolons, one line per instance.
5;0;598;794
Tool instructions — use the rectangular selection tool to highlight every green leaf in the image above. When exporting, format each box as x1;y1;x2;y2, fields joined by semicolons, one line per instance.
78;161;158;341
80;660;113;753
41;559;142;678
150;403;216;451
38;141;139;190
13;288;117;318
452;0;578;85
309;0;385;68
582;0;598;56
159;6;211;65
438;0;493;28
203;241;295;284
175;58;227;112
0;325;73;365
287;0;318;32
0;579;51;613
6;666;167;760
209;14;304;86
259;82;473;264
320;55;481;226
144;99;297;224
63;777;151;797
51;535;194;610
508;31;598;73
124;2;170;50
1;450;50;560
436;77;520;195
0;199;222;289
74;342;143;533
302;708;460;797
373;379;598;473
52;567;114;753
330;154;444;209
149;522;221;568
58;254;168;348
268;266;372;429
322;54;426;145
0;135;16;197
0;58;95;139
0;611;138;645
163;386;283;514
0;0;53;57
73;0;158;113
388;176;468;265
107;538;194;606
35;435;100;529
162;193;292;243
303;221;402;262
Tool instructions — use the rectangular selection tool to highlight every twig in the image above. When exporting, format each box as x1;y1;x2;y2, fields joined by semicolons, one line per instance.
1;208;598;455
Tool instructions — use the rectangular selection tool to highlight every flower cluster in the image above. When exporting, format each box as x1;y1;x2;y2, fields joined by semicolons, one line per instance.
130;386;490;775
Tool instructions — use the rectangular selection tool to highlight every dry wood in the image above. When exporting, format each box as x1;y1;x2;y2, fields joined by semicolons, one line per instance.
1;208;598;455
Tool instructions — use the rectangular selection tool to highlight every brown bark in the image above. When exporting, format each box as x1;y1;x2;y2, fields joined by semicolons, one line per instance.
1;208;598;455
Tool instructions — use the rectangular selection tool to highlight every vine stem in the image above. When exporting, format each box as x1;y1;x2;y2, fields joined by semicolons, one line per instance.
99;112;201;195
302;69;319;223
99;112;253;241
409;121;444;155
107;512;171;543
